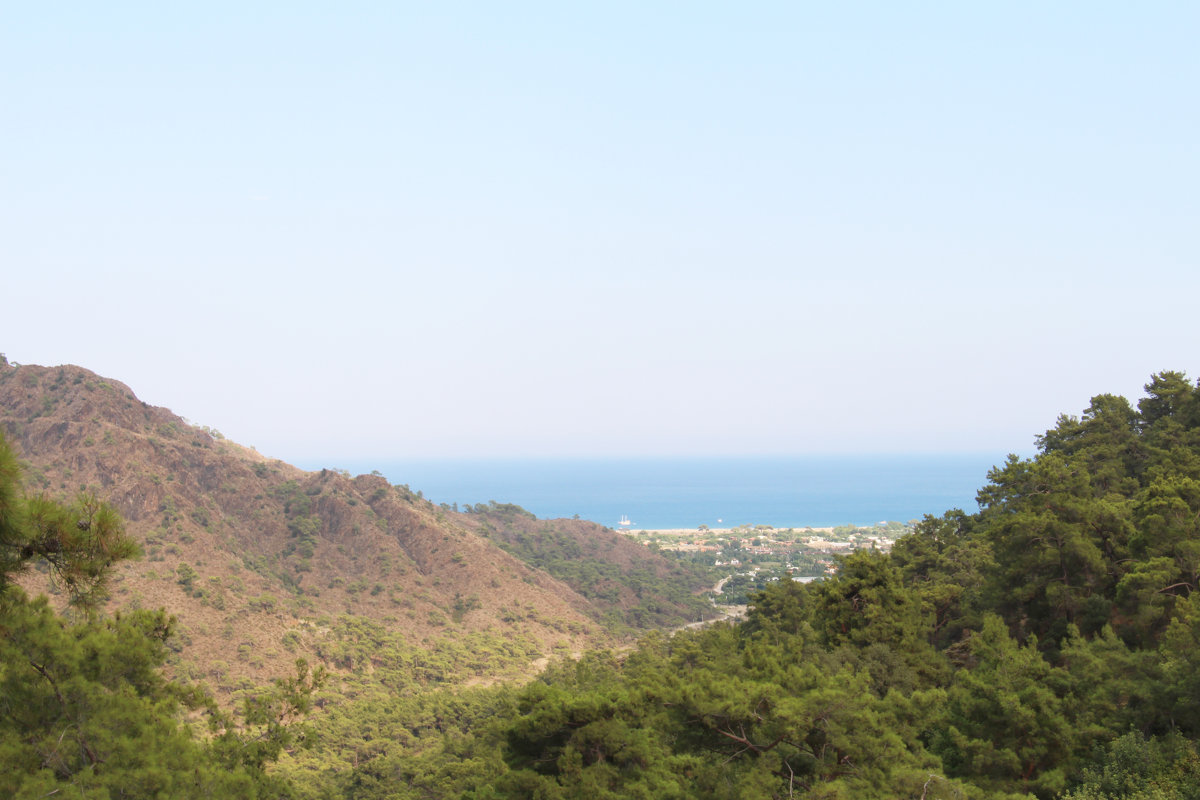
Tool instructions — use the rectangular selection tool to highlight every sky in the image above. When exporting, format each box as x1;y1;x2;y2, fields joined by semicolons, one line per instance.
3;3;1197;462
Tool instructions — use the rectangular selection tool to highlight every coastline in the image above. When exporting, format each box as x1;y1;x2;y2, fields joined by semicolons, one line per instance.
346;454;999;532
621;526;836;536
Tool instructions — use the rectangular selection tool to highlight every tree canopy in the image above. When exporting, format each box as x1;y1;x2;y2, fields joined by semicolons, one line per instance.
9;371;1200;799
0;430;319;798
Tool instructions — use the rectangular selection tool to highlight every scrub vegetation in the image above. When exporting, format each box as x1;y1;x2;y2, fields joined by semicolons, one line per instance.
0;433;324;798
461;502;716;631
5;367;1200;798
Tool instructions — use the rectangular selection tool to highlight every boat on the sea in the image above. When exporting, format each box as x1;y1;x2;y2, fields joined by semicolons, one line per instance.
618;515;632;527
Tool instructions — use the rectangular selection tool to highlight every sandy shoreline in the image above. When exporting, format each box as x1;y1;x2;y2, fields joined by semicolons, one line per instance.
621;527;835;536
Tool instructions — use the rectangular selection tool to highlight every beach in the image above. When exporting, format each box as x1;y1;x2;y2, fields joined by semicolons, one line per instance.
622;527;836;536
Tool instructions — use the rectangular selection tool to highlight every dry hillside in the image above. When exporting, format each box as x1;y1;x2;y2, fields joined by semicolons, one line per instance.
0;359;622;695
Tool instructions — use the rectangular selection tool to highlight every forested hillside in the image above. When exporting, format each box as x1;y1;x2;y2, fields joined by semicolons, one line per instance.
460;502;715;631
441;371;1200;799
283;371;1200;799
0;358;715;796
0;360;714;698
6;368;1200;798
0;428;329;798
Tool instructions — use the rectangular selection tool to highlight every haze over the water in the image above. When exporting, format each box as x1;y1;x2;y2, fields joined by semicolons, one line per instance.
4;4;1197;463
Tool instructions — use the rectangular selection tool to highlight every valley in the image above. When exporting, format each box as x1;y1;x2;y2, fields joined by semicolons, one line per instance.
0;359;715;700
6;359;1200;799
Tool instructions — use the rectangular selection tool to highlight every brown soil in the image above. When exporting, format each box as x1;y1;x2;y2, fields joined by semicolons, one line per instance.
0;360;622;696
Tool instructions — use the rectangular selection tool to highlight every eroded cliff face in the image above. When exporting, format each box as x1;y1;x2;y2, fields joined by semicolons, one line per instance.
0;360;606;692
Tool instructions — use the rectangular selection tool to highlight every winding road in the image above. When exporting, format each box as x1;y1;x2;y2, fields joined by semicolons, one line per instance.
672;575;747;632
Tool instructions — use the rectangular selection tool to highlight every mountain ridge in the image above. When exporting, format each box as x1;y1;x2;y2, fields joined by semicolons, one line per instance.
0;358;711;695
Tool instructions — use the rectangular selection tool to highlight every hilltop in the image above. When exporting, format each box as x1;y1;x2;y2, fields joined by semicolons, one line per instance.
8;363;1200;799
0;358;713;696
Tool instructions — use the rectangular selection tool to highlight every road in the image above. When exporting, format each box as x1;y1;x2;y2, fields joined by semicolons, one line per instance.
672;574;747;632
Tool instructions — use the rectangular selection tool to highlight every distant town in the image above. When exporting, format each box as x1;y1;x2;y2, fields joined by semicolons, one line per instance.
619;521;914;604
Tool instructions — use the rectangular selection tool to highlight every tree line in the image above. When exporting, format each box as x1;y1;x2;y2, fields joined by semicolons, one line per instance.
5;371;1200;798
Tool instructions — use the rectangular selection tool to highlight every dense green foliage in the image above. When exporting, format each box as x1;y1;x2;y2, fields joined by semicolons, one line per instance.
306;370;1200;800
9;372;1200;798
466;503;716;630
276;684;517;800
0;431;320;798
0;438;139;611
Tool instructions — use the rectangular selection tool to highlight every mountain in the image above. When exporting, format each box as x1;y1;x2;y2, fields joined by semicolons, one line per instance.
0;358;712;696
13;358;1200;799
461;503;714;629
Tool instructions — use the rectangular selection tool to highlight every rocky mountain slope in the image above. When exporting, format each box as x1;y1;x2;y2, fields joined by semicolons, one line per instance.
0;358;710;696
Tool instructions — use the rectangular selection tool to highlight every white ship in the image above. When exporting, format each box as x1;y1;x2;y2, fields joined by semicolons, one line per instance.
618;515;632;527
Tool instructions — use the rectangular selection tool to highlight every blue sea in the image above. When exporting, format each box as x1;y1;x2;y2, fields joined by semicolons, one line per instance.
302;454;1015;530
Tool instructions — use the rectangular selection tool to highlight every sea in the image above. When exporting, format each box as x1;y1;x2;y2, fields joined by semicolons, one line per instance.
300;454;1018;531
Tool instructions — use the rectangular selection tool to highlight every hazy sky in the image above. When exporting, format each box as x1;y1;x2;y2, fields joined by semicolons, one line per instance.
4;3;1197;462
